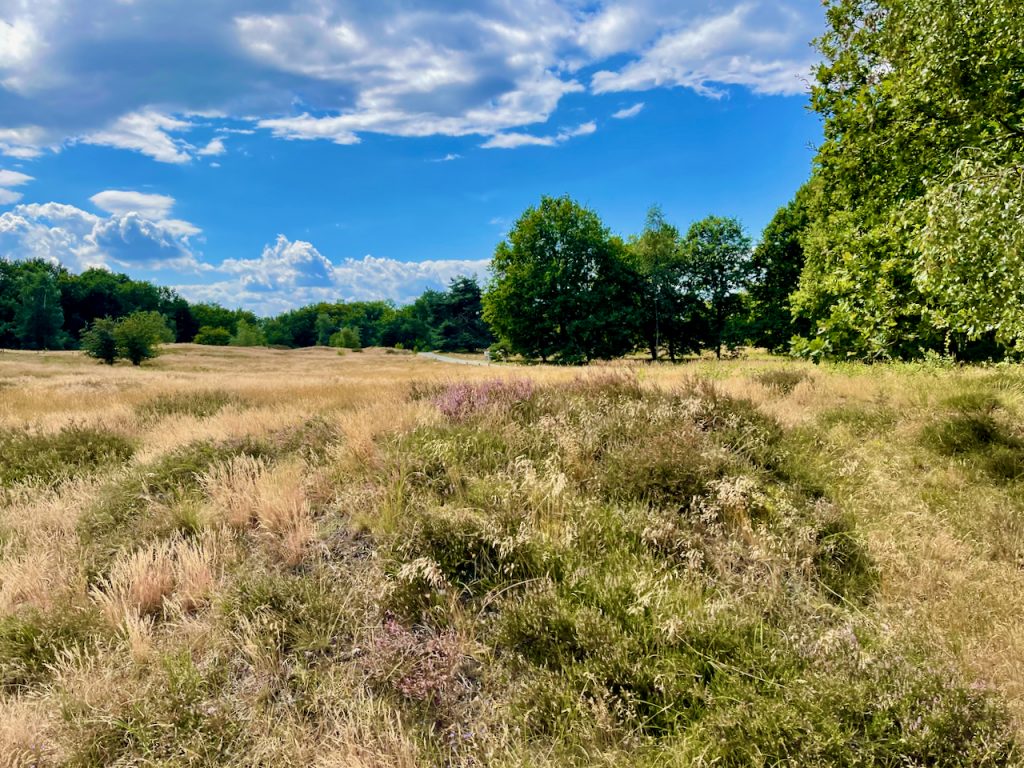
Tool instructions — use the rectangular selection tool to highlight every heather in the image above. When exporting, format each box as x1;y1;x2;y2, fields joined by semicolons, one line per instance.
0;346;1021;766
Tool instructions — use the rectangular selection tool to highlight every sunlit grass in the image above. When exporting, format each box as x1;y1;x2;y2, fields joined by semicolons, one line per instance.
0;345;1022;765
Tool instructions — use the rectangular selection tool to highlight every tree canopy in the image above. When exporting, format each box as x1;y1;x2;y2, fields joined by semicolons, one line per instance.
791;0;1024;360
484;196;640;363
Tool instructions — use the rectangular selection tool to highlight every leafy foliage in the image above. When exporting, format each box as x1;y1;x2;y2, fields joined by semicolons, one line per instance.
484;195;640;363
792;0;1024;360
114;311;173;365
193;325;232;346
80;317;119;364
680;216;752;358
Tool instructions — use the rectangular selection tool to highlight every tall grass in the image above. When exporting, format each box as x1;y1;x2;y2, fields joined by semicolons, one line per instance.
0;346;1020;765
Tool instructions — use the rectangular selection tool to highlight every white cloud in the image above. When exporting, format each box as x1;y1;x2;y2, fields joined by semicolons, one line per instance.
196;234;488;314
90;190;176;220
0;1;823;160
0;195;203;275
612;102;645;119
197;137;226;156
82;112;193;164
0;205;488;314
0;169;34;187
0;168;33;206
591;3;817;97
431;153;461;162
483;120;596;149
0;127;47;159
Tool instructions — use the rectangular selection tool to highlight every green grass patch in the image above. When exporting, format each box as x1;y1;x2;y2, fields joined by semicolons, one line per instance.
136;389;244;420
0;605;104;691
0;425;134;487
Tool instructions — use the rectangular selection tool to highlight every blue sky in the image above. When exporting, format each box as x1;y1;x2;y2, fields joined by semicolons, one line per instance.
0;0;823;315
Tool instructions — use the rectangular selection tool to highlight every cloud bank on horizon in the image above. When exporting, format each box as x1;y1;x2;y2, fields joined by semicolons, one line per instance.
0;0;822;312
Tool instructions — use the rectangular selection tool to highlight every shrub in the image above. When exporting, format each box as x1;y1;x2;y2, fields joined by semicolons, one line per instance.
752;367;809;395
229;318;266;347
80;318;118;365
0;606;103;689
221;570;358;659
115;311;174;365
193;326;232;346
329;326;362;350
69;650;241;766
0;425;134;486
431;379;534;421
921;392;1024;481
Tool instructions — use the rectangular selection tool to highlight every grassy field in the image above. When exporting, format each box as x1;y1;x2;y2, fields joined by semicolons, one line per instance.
1;345;1023;766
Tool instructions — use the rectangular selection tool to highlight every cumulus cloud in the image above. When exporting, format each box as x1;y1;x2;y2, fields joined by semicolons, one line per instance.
612;102;645;119
0;195;203;274
185;235;489;314
0;203;488;314
0;1;823;160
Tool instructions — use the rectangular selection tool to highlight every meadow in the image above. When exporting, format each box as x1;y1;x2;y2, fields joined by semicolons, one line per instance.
1;345;1023;766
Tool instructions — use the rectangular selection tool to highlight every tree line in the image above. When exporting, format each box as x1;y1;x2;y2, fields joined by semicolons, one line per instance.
0;200;786;365
0;258;495;360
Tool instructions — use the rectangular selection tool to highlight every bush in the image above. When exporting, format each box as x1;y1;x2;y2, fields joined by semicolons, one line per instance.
69;650;241;766
752;367;809;395
0;425;134;486
80;318;118;365
0;606;104;689
229;318;266;347
194;326;232;346
329;326;362;350
80;312;173;366
921;392;1024;481
115;311;174;366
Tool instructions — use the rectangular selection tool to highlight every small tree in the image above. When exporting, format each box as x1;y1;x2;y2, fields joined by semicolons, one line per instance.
194;326;232;346
81;318;118;364
115;311;173;366
329;326;362;350
230;318;266;347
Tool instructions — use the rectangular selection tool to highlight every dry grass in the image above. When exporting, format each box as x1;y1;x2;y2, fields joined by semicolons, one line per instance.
1;344;1023;763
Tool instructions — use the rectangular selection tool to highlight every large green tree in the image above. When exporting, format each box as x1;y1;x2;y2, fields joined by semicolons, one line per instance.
483;196;640;364
16;271;65;350
628;207;705;361
680;217;752;359
793;0;1024;359
748;188;812;352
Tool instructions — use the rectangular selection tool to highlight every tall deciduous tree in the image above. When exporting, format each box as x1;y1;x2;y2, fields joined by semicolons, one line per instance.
681;216;751;359
628;206;707;361
793;0;1024;359
748;188;812;352
16;271;65;350
483;196;639;364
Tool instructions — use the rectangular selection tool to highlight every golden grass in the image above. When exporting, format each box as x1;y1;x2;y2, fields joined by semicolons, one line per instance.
2;343;1024;757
